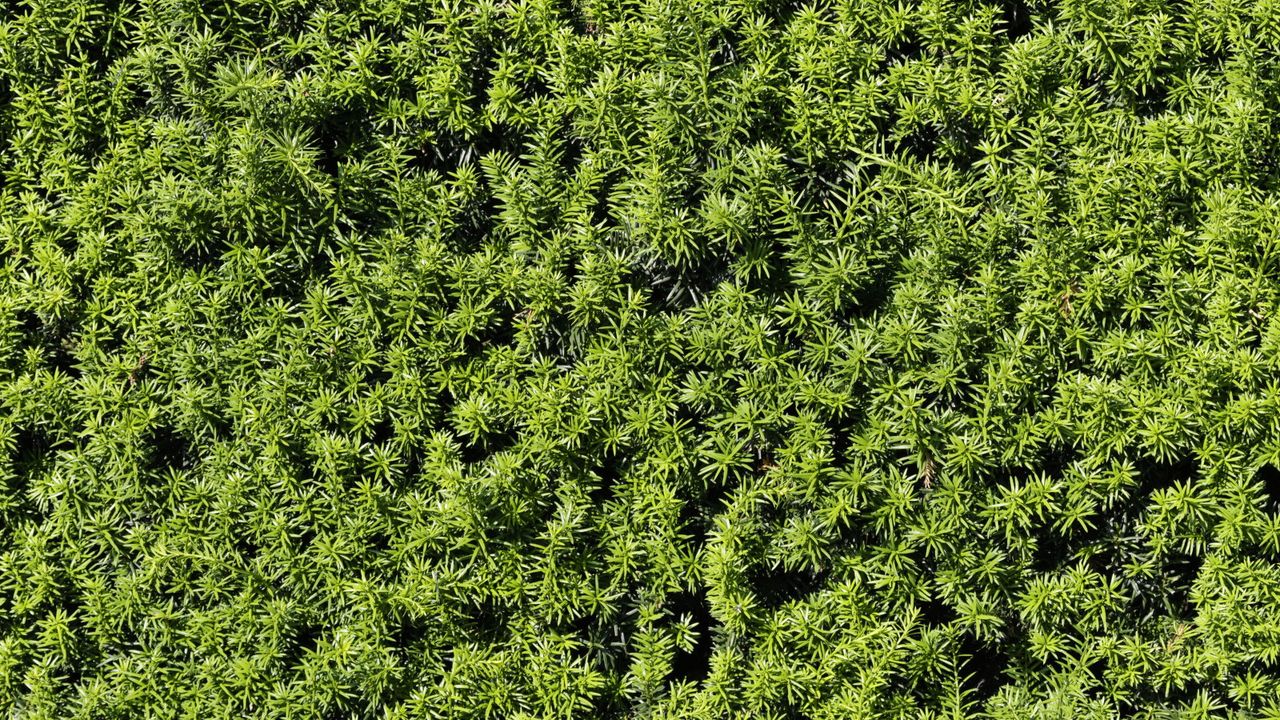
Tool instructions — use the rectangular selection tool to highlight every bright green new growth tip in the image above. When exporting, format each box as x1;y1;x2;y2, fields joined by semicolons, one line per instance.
3;0;1280;717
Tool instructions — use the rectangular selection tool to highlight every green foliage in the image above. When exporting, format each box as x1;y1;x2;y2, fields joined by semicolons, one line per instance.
2;0;1280;716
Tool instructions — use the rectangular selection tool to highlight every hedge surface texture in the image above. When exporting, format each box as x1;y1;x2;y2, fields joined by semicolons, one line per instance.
4;0;1280;717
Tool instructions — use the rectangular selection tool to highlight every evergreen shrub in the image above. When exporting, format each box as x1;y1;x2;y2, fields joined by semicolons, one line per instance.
3;0;1280;716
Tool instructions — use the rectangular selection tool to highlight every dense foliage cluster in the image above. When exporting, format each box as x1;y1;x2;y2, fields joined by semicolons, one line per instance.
4;0;1280;716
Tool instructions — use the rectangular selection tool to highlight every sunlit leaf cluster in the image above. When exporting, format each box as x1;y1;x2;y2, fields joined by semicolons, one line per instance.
3;0;1280;717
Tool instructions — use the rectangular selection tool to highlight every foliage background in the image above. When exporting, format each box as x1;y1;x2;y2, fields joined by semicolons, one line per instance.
3;0;1280;716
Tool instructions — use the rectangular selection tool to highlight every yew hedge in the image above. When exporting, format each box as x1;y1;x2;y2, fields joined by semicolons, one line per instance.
3;0;1280;717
